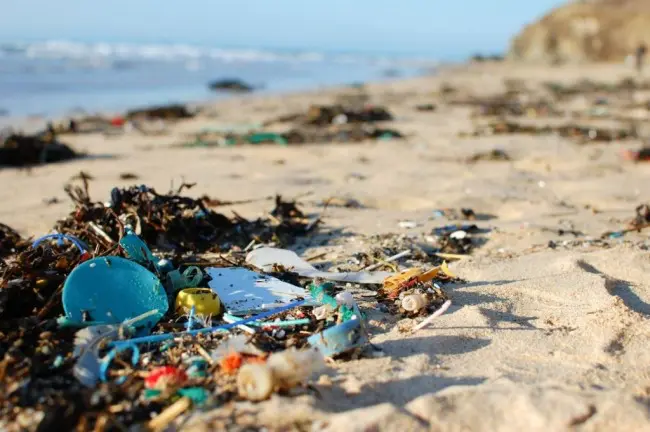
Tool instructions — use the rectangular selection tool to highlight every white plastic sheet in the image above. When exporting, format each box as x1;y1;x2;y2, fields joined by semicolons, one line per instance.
207;267;313;313
246;247;391;284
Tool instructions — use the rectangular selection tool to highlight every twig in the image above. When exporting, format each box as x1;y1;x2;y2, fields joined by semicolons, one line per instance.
413;300;452;332
266;213;282;225
305;252;327;262
196;345;214;365
36;283;64;319
363;250;411;271
244;239;256;252
88;222;115;245
147;397;192;432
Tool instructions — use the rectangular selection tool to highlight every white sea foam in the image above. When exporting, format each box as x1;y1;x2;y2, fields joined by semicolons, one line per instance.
0;40;436;67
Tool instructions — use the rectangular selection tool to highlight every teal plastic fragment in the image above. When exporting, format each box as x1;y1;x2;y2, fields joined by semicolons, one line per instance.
144;388;162;399
119;231;157;267
166;266;203;292
186;357;209;378
145;387;209;405
62;256;168;328
177;387;209;405
307;318;368;357
247;132;288;146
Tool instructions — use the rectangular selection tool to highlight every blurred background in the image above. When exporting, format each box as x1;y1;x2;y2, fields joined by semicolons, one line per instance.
0;0;565;116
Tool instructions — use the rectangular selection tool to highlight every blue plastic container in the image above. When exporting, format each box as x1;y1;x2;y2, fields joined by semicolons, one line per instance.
62;256;168;329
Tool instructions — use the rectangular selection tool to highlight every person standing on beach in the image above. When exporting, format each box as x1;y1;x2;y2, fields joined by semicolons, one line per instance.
635;43;647;73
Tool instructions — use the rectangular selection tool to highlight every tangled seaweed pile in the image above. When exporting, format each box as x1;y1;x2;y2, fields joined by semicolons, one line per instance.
180;103;403;148
0;133;81;168
55;180;313;256
0;183;324;430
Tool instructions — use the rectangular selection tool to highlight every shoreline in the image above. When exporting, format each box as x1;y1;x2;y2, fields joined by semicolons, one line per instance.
0;69;438;133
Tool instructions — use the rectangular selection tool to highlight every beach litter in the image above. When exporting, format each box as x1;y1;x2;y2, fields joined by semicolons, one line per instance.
0;176;463;430
462;120;638;143
622;147;650;162
171;103;404;147
246;247;392;284
178;124;404;148
603;203;650;238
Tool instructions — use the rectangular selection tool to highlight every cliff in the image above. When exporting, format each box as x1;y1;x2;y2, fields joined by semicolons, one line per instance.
509;0;650;63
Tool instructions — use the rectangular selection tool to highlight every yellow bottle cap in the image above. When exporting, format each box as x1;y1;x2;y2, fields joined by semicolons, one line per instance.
175;288;221;316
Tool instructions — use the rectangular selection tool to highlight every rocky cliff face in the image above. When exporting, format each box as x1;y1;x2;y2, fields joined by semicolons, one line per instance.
509;0;650;63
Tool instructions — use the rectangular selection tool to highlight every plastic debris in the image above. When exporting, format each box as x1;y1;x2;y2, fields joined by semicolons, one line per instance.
413;299;452;332
307;318;368;357
32;233;88;255
109;300;306;349
382;262;455;297
145;366;188;390
310;281;355;322
236;347;325;401
398;220;418;229
73;325;121;387
176;288;221;316
62;256;168;327
237;364;275;401
246;247;392;284
206;267;313;313
401;293;428;312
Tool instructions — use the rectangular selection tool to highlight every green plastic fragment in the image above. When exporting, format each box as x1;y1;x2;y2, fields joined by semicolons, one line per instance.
144;389;162;399
177;387;209;405
247;132;288;146
144;387;208;405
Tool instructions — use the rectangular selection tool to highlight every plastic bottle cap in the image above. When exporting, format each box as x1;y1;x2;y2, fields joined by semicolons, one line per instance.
175;288;221;316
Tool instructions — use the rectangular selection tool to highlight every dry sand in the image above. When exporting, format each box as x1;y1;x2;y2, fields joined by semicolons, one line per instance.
3;62;650;431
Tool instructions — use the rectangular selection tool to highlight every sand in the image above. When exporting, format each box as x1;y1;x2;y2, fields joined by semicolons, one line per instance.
3;62;650;431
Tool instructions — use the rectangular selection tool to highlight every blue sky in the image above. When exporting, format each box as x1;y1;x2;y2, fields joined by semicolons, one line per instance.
0;0;566;57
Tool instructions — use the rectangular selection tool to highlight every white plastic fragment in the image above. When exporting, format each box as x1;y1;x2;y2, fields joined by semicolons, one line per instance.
412;300;452;332
450;230;468;240
246;247;392;284
236;347;326;401
335;291;355;306
312;304;335;320
398;220;418;229
237;364;275;401
206;267;315;313
401;293;428;312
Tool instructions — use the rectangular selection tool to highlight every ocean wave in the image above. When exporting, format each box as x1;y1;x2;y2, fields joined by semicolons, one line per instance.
0;40;435;67
1;40;338;64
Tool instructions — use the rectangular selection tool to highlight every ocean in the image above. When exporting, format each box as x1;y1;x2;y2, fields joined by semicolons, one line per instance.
0;40;436;118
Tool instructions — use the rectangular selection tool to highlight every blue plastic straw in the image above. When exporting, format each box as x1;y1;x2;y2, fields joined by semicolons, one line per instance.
109;300;306;349
186;306;195;332
100;343;140;384
223;313;310;328
32;233;87;254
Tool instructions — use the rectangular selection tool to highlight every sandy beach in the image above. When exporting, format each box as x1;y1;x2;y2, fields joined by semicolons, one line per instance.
3;61;650;431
